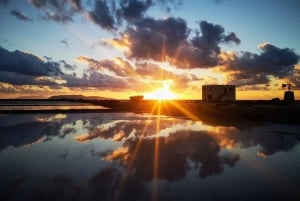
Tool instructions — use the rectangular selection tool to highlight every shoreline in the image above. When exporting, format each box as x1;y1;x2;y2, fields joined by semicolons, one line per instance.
1;100;300;124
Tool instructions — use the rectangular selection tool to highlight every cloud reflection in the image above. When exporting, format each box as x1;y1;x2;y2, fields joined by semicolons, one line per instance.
0;113;299;201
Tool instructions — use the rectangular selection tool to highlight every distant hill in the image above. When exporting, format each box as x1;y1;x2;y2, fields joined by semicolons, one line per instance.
49;95;114;100
16;95;48;99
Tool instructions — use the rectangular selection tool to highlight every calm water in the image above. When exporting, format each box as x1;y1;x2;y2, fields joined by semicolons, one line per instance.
0;112;299;201
0;100;107;110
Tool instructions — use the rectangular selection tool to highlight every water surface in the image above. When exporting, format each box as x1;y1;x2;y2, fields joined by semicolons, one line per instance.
0;112;299;201
0;100;106;111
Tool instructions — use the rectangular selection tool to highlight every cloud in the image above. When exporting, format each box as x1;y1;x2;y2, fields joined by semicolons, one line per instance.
0;83;17;94
69;0;82;11
0;46;63;77
0;72;59;86
174;20;240;68
0;0;7;5
86;0;180;30
219;43;299;86
29;0;81;11
41;11;73;23
135;62;200;90
61;39;69;48
286;64;300;88
77;56;135;77
104;130;240;180
59;60;76;70
87;0;116;30
62;72;129;89
117;0;153;21
29;0;81;23
77;55;200;92
124;17;189;61
115;18;240;68
10;9;33;22
0;47;139;91
223;32;241;44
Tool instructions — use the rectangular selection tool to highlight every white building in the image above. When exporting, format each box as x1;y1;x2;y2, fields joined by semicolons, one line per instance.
202;85;236;102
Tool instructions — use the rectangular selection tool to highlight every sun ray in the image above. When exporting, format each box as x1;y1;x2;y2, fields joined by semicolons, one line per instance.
144;80;177;100
114;102;159;201
152;101;161;201
169;100;201;121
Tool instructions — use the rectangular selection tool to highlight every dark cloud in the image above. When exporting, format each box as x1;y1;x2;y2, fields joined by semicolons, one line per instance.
223;32;241;44
220;43;299;86
0;46;63;77
29;0;81;23
69;0;82;11
60;39;69;48
118;0;153;21
121;18;240;68
62;72;129;89
29;0;81;11
29;0;46;8
125;17;189;61
225;72;270;87
10;9;33;22
0;71;59;86
0;46;141;90
59;60;76;70
175;21;240;68
156;0;182;12
286;65;300;88
77;56;134;77
0;0;7;5
87;0;180;30
87;0;116;30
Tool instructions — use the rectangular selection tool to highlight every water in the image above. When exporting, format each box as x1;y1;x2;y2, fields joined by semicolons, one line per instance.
0;112;299;201
0;100;107;111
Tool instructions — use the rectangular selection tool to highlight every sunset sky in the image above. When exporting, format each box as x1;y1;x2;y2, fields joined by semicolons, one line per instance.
0;0;299;99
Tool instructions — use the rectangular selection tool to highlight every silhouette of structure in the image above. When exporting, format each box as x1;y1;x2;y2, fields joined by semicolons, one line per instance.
202;85;236;102
130;95;144;101
282;83;294;103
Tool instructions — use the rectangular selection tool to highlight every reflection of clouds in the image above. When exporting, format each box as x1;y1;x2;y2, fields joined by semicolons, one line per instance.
2;112;299;162
31;176;80;201
23;136;46;147
34;114;67;122
0;114;77;150
0;114;62;150
223;125;300;157
103;147;129;162
104;130;240;180
74;118;187;143
27;167;150;201
1;113;300;201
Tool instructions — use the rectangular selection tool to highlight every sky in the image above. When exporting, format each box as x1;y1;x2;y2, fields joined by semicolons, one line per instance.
0;0;300;100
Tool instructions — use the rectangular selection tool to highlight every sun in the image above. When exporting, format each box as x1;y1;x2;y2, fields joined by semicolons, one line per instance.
144;80;177;100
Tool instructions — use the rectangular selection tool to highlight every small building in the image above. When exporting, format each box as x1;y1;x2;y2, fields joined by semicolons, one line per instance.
130;95;144;101
202;85;236;102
